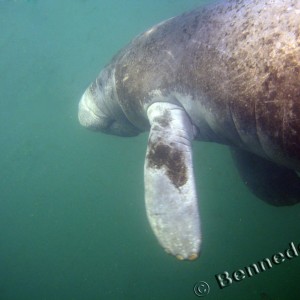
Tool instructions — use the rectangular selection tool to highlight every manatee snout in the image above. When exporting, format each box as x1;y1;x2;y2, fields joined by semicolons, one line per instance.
79;85;140;136
78;89;112;131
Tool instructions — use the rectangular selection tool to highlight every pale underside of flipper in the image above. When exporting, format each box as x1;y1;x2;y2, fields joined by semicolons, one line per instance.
144;102;201;260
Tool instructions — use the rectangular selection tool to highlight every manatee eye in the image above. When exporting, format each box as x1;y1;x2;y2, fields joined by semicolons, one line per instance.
96;77;103;88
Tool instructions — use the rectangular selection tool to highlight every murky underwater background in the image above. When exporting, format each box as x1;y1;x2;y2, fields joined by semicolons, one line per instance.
1;0;300;299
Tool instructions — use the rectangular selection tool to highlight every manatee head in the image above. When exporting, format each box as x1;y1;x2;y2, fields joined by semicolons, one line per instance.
78;65;140;137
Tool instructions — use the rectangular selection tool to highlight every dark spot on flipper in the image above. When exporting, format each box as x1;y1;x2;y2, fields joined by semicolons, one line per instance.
231;147;300;206
146;142;187;189
152;110;172;128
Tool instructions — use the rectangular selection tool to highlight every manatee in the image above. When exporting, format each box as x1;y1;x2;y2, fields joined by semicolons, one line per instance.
78;0;300;260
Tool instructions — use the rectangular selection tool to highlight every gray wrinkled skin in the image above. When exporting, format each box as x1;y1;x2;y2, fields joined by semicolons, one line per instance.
81;0;300;169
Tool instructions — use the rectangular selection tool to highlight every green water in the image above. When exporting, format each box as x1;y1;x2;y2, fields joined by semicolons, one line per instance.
1;0;300;299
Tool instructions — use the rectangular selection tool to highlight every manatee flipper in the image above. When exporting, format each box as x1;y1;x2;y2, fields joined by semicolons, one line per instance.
144;102;201;260
231;148;300;206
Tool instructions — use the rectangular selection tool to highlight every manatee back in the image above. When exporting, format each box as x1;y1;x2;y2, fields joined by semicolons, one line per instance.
180;0;300;168
113;0;300;168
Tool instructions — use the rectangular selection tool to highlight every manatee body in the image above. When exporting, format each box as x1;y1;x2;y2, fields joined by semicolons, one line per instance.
78;0;300;260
